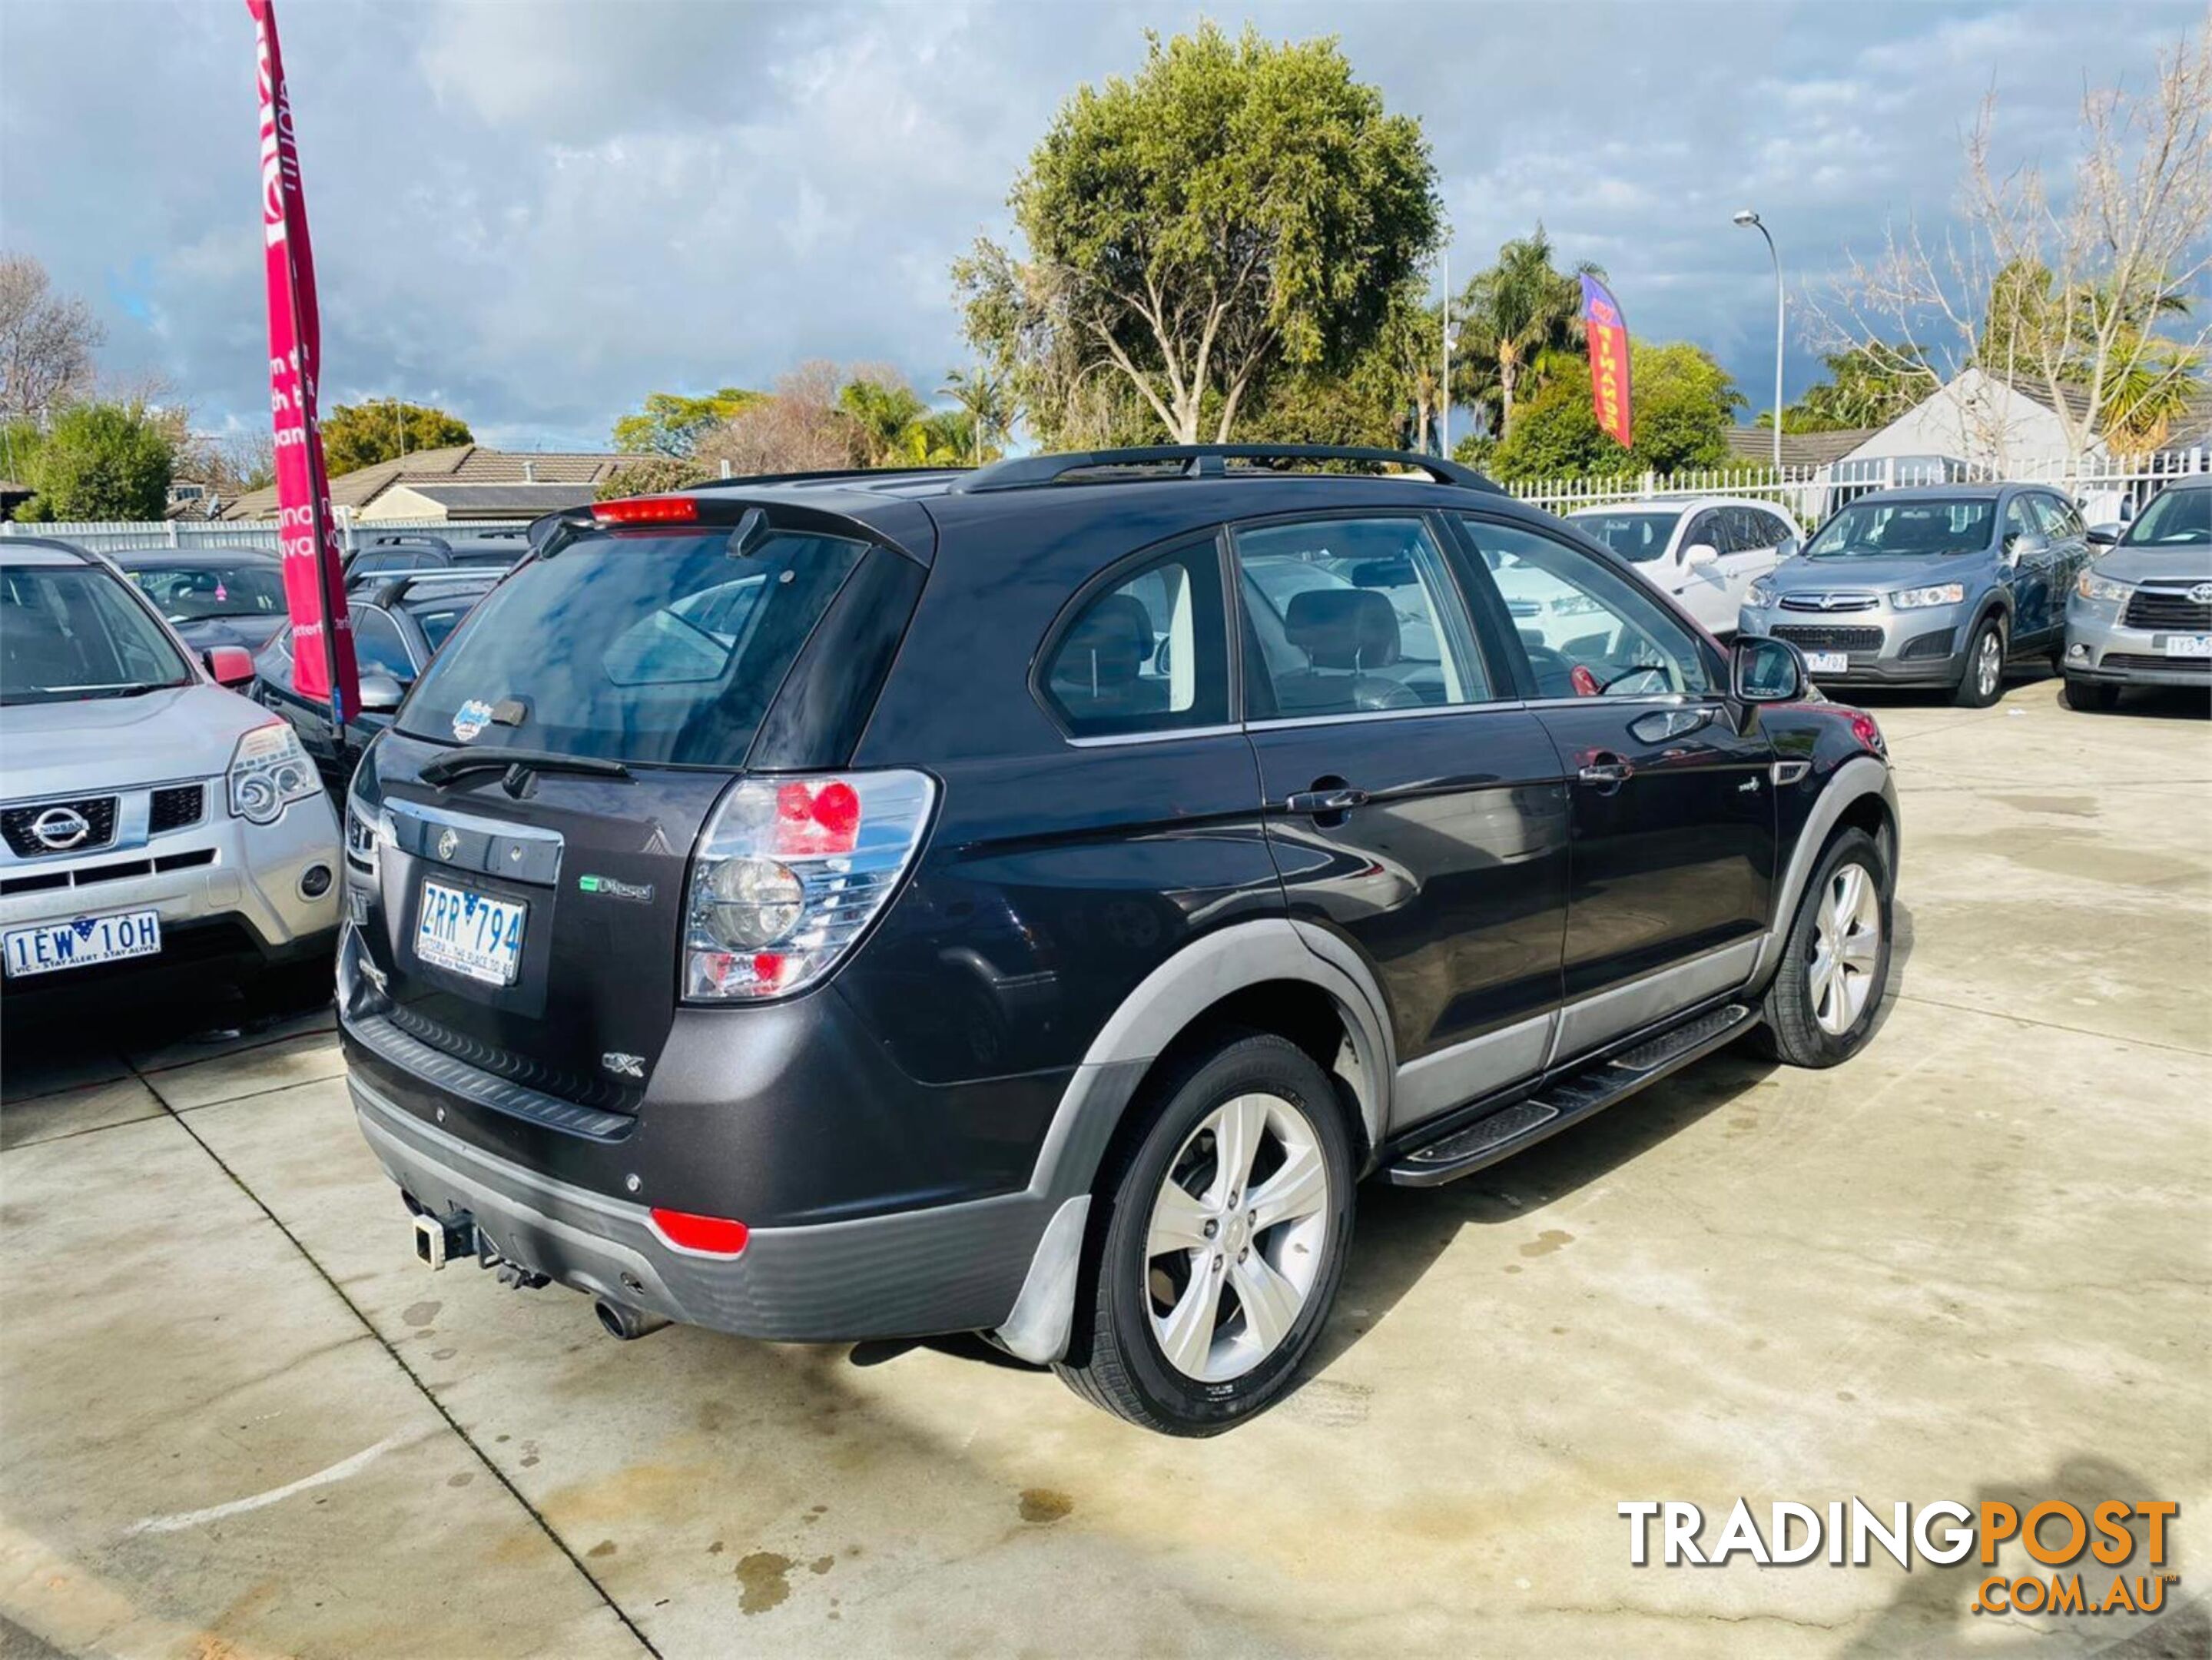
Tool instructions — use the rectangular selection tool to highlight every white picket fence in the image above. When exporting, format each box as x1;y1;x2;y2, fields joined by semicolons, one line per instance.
0;514;537;557
1506;447;2212;530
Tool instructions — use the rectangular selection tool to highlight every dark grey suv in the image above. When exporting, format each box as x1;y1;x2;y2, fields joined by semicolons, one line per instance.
340;445;1901;1435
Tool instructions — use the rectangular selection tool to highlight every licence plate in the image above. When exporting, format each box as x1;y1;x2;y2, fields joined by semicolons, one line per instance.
3;908;161;978
1805;651;1850;674
2161;634;2212;659
415;879;527;987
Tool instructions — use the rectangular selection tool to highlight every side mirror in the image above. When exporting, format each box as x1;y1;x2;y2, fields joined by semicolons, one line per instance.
1775;536;1801;563
2087;524;2121;546
204;645;256;687
1683;543;1720;569
357;672;406;715
1731;634;1806;704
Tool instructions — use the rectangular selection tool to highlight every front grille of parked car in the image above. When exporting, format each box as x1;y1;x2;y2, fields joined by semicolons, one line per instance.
1899;628;1955;660
149;784;206;834
1;796;119;858
2123;589;2212;631
1779;592;1880;613
386;1001;643;1114
2100;652;2211;676
1770;625;1887;653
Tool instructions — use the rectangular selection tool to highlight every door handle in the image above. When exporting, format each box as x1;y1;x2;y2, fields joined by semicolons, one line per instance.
1577;753;1633;793
1284;787;1370;816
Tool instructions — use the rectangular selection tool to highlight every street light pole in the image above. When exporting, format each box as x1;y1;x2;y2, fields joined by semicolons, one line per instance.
1439;251;1450;457
1734;209;1784;475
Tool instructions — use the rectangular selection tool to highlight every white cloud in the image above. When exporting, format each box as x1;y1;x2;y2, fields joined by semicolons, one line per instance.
2;0;2200;447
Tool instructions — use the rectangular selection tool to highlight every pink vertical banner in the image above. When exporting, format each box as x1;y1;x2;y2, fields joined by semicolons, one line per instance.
250;0;356;721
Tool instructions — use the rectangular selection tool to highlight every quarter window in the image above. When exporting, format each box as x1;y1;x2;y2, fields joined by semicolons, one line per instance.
1456;516;1714;699
349;606;414;679
1039;540;1228;738
1234;516;1488;718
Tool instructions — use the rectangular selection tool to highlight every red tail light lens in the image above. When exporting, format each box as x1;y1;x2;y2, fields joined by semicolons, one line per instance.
1849;711;1885;755
774;779;861;856
648;1208;749;1257
592;496;699;526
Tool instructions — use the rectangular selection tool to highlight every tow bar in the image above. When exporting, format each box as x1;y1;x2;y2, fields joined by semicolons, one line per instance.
409;1206;551;1289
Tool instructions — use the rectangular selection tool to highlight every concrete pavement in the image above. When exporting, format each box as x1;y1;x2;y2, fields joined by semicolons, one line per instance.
2;676;2207;1657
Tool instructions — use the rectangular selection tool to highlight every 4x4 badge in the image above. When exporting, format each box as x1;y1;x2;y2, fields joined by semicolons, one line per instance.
579;874;654;903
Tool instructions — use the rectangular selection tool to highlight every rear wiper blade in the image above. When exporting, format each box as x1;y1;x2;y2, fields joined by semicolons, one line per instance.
418;749;633;792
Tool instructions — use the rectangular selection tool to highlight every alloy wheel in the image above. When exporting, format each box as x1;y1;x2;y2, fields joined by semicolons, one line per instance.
1808;863;1882;1036
1143;1093;1331;1383
1975;628;2002;701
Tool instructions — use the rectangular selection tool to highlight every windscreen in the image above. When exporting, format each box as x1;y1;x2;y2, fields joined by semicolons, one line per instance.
127;559;289;622
1574;511;1682;562
1;564;194;706
2123;487;2210;547
1805;500;1995;559
396;527;867;765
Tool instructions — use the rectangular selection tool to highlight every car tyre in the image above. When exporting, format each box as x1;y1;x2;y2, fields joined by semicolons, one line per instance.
1752;828;1893;1069
1056;1031;1355;1436
1952;614;2006;708
2064;673;2121;712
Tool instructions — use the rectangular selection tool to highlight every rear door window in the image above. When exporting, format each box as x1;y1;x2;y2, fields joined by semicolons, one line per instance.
1038;539;1228;739
1235;516;1489;717
396;527;867;765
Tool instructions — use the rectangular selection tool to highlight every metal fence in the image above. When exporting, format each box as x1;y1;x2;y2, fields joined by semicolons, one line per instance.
0;515;537;557
1504;447;2212;530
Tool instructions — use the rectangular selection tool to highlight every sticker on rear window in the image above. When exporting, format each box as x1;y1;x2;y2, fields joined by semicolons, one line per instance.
451;699;494;742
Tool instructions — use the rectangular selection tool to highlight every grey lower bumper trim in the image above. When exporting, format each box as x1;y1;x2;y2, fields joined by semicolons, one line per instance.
351;1072;1049;1342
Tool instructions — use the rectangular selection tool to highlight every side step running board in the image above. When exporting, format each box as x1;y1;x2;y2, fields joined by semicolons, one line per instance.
1384;1002;1756;1188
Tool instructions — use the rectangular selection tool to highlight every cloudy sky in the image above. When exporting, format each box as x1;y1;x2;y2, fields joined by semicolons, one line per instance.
2;0;2200;451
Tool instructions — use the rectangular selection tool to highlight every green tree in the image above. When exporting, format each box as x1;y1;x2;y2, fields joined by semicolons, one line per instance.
955;22;1441;447
610;387;764;457
16;400;173;519
1452;226;1600;443
322;400;472;475
837;377;931;466
595;455;713;500
938;367;1014;465
1489;343;1741;483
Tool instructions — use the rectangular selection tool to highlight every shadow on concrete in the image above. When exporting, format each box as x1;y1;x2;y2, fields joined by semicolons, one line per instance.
1838;1453;2202;1657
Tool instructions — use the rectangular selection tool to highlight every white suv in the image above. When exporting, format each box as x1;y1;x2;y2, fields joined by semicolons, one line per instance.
1567;496;1802;636
1;538;340;993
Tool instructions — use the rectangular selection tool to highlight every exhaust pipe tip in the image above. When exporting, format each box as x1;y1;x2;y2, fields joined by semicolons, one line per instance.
593;1299;669;1341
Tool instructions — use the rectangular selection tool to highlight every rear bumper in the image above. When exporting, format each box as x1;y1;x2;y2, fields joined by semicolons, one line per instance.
350;1065;1055;1343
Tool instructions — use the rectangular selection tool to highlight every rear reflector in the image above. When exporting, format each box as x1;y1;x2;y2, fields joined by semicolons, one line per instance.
592;496;699;526
648;1207;750;1257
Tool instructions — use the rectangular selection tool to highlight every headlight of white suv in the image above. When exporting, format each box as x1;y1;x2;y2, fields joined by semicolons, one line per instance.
227;722;320;825
1745;578;1776;608
2075;569;2133;604
1891;583;1966;609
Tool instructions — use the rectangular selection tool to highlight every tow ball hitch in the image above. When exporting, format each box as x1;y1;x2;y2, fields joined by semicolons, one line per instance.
412;1210;476;1270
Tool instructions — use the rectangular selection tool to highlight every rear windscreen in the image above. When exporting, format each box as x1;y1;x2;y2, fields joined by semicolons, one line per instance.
395;528;866;765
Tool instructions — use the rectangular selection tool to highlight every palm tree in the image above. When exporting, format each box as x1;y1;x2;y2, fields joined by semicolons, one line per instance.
939;367;1013;466
1451;226;1601;444
2099;340;2204;460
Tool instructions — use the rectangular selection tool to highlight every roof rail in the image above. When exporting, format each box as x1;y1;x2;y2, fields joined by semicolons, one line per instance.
687;466;970;493
353;568;502;606
952;444;1497;494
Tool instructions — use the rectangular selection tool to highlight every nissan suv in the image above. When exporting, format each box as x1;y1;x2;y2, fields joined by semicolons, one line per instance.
1;538;340;997
339;446;1900;1436
1737;483;2091;706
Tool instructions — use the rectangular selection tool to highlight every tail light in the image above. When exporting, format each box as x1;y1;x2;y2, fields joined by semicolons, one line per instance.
683;769;935;1001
